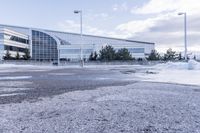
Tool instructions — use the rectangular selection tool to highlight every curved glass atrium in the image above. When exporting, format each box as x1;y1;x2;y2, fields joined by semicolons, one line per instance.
32;30;58;61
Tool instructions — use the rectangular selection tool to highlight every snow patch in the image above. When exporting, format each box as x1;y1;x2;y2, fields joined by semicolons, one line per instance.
48;73;74;76
0;88;32;93
0;81;32;87
0;93;25;97
0;76;32;80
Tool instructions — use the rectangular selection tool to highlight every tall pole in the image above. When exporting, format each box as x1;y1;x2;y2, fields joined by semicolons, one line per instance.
74;10;84;67
184;13;187;61
178;12;187;61
80;11;84;67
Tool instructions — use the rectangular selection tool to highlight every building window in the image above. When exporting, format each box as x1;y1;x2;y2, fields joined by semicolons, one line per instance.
4;45;27;53
60;49;93;55
32;30;58;61
3;34;28;44
128;48;145;53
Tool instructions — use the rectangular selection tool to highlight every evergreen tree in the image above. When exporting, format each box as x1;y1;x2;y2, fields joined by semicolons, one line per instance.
89;51;98;61
147;50;160;61
89;52;94;61
116;48;132;60
4;50;11;60
194;55;196;60
93;51;98;60
164;48;176;61
16;51;20;60
178;52;182;60
99;45;116;61
23;49;30;60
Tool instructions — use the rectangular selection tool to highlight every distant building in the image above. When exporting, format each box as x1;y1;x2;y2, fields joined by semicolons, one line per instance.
0;24;155;62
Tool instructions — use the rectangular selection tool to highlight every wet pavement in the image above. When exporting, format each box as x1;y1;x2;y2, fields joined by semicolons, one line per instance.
0;67;136;104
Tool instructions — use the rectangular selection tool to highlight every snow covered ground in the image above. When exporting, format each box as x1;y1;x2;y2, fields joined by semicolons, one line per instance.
1;82;200;133
136;60;200;86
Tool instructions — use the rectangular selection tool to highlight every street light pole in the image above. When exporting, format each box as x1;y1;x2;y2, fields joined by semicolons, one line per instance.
74;10;84;67
178;12;187;61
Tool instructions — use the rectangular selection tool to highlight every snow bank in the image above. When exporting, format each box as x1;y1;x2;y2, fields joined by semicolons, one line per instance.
155;60;200;70
139;70;200;86
137;60;200;86
188;60;200;70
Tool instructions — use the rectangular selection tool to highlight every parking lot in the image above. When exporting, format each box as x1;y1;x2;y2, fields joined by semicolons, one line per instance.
0;65;200;132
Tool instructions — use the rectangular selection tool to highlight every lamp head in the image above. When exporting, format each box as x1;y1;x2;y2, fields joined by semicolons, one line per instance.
178;12;185;15
74;10;81;14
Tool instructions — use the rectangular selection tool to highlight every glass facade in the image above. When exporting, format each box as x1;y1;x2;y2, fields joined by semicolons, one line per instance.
128;48;145;53
57;37;71;45
116;48;145;53
32;30;58;61
60;49;93;55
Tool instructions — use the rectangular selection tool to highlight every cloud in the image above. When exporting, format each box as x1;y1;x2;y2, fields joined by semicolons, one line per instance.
94;13;109;18
85;13;111;21
57;0;200;52
112;2;128;12
134;0;200;15
118;0;200;52
57;20;128;39
57;20;80;33
115;13;175;38
57;20;105;35
114;11;200;52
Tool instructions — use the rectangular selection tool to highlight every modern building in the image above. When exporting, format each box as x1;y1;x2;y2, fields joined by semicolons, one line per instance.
0;24;155;62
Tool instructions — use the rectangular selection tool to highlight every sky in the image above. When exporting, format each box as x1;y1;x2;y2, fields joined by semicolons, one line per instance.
0;0;200;53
